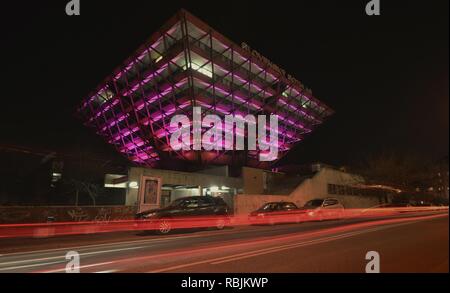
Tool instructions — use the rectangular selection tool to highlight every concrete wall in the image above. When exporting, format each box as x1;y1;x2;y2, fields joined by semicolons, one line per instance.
195;166;229;177
242;167;265;194
337;196;381;209
234;167;387;215
289;167;366;206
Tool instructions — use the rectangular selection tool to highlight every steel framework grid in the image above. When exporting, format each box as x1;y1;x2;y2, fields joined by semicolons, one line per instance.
77;9;334;170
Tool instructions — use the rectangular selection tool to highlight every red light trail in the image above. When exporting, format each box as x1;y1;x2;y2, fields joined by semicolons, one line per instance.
0;206;447;239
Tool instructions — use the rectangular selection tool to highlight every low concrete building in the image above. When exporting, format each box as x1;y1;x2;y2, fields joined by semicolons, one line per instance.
126;166;243;212
234;163;397;215
99;162;400;215
116;163;397;215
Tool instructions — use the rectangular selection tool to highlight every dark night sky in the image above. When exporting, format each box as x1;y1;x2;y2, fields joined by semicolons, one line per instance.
1;0;448;166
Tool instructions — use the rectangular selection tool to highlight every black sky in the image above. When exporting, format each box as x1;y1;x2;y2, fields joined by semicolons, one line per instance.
1;0;448;166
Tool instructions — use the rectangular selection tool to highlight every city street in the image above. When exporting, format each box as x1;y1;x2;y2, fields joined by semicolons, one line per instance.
0;2;448;292
0;211;447;273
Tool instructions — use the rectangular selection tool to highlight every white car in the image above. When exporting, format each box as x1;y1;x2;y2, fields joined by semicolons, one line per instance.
302;198;345;221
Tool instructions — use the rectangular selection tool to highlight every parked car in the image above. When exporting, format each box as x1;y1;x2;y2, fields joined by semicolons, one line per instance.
135;196;230;234
301;198;345;221
249;202;304;225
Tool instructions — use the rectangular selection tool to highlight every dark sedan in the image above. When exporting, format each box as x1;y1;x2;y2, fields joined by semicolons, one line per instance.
136;196;230;234
248;202;305;225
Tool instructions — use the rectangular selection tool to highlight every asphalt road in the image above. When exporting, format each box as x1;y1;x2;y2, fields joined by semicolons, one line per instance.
0;211;448;273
